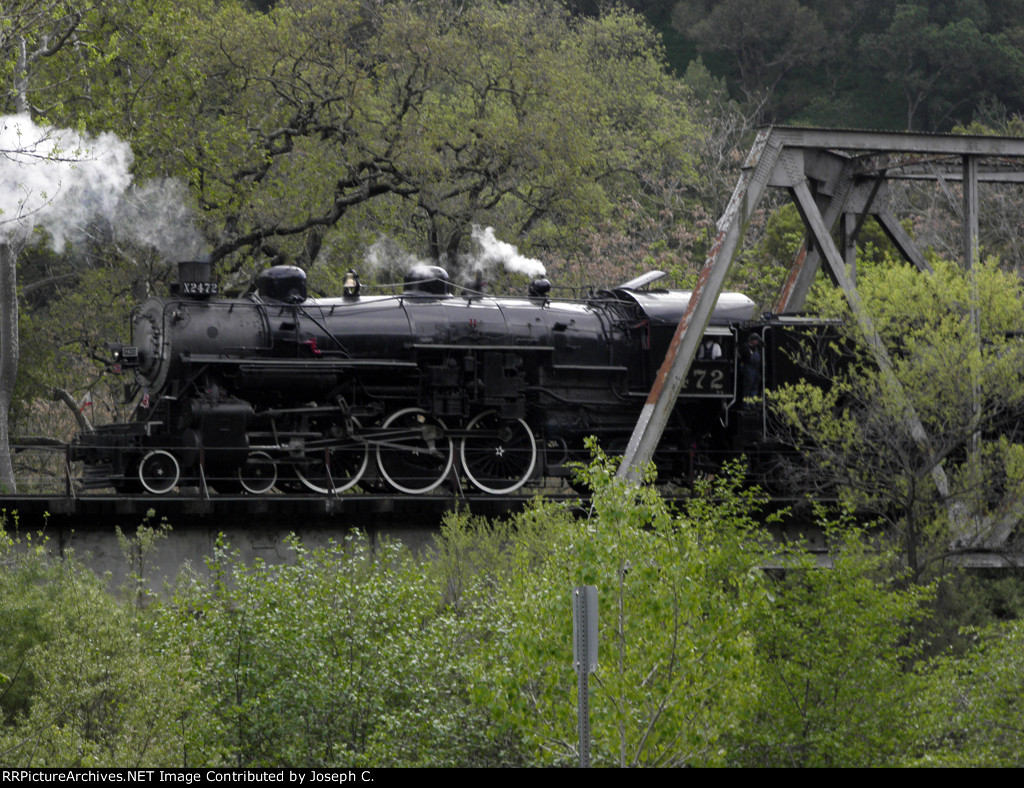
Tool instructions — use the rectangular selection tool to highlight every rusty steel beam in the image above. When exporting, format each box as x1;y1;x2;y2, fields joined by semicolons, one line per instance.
616;129;781;481
775;165;855;312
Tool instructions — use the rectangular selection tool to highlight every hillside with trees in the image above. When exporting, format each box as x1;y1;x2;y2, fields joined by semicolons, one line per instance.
654;0;1024;131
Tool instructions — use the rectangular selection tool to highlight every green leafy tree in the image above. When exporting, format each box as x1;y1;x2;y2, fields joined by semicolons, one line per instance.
118;0;696;279
0;1;124;491
466;448;768;766
153;533;510;767
769;258;1024;575
727;517;936;767
540;59;755;294
1;1;100;118
860;2;1024;130
672;0;827;119
914;618;1024;766
666;1;1024;130
0;520;192;767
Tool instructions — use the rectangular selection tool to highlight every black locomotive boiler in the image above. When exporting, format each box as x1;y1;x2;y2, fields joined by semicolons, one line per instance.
71;261;774;495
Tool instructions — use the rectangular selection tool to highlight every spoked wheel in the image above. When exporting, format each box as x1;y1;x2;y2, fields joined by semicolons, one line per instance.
376;407;453;495
138;450;180;495
460;411;538;494
238;450;278;494
294;418;369;494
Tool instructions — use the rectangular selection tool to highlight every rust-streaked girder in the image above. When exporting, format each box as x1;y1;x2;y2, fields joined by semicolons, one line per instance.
617;128;781;481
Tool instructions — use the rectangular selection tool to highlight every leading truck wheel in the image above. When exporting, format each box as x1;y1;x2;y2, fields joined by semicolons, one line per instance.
460;411;537;494
138;450;180;495
376;408;453;495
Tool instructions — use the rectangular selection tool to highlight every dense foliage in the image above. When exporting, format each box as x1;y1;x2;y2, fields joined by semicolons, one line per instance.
666;0;1024;130
0;462;1021;767
770;259;1024;576
0;519;191;766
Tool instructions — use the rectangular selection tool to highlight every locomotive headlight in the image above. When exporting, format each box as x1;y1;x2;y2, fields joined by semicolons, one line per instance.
343;269;361;297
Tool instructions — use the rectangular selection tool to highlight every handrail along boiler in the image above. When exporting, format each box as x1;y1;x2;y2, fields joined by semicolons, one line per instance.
71;260;785;495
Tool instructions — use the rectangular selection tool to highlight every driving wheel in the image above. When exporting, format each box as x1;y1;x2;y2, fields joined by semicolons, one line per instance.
460;411;537;494
375;408;453;494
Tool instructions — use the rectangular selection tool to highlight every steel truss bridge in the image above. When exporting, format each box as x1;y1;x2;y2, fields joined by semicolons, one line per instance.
617;126;1024;565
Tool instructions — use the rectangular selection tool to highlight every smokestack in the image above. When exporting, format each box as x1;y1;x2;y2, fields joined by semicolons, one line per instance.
172;260;218;298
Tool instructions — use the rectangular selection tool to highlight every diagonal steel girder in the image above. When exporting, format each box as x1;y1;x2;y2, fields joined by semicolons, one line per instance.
775;158;856;313
787;179;959;514
776;165;931;313
616;128;782;481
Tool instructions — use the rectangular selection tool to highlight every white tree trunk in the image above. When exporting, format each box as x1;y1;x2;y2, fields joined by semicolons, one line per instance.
15;37;29;114
0;243;19;493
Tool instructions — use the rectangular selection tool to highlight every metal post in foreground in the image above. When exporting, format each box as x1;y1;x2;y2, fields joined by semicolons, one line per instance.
572;585;598;767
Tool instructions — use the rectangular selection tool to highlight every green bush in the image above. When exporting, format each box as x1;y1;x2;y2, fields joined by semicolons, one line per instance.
0;518;191;767
152;532;511;767
455;448;770;766
726;516;937;767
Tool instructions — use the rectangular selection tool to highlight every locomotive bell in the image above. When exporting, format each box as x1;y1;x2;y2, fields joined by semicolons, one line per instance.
403;265;450;296
343;269;361;297
257;265;308;303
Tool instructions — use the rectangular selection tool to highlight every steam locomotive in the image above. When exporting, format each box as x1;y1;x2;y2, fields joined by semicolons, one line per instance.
70;261;809;495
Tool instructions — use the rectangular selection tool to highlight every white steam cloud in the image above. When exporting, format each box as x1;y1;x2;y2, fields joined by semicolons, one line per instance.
361;228;546;289
469;225;545;278
364;235;432;278
0;115;207;259
0;114;132;251
112;178;209;261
